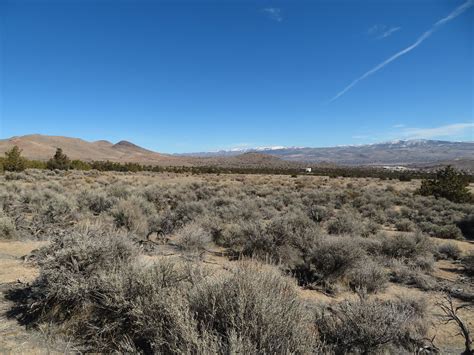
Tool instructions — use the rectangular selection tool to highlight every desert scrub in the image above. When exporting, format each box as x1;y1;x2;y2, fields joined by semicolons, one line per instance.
437;242;462;260
77;190;115;215
111;197;152;236
316;294;427;354
380;232;433;260
189;261;317;353
174;222;212;256
0;213;17;239
10;231;138;327
295;236;366;290
395;218;416;232
327;210;365;235
462;252;474;276
347;259;388;293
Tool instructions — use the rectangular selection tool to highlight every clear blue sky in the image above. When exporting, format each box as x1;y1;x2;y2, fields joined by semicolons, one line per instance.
1;0;473;153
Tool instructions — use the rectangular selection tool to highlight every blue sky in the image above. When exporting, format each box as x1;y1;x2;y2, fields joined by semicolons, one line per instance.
0;0;473;153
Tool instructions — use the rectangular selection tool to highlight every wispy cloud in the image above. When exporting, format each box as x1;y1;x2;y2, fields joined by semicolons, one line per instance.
263;8;283;22
399;123;474;140
330;0;474;103
379;26;401;39
367;25;401;39
393;124;406;128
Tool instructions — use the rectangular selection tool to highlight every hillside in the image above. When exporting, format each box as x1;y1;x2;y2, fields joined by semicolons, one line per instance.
0;134;295;169
0;134;185;166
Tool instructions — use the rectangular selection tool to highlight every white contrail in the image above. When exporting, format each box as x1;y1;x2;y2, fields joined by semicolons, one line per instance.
329;0;474;103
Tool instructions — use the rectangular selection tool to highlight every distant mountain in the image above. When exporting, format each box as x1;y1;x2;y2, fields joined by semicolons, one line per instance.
1;135;472;170
179;140;474;167
0;134;184;166
0;134;296;169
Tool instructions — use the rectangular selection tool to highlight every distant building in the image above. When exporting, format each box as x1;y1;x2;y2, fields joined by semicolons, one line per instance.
382;166;410;171
304;167;312;173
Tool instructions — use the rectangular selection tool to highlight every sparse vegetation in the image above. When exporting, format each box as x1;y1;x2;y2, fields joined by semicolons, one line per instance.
1;169;473;353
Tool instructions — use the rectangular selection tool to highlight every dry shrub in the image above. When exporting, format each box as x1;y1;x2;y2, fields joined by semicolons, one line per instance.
190;261;317;353
381;232;433;260
295;236;366;289
395;218;416;232
111;197;150;236
11;231;138;327
327;210;362;235
389;260;438;291
316;294;427;354
347;259;388;293
437;243;462;260
462;252;474;276
175;222;212;256
0;214;17;239
77;190;115;215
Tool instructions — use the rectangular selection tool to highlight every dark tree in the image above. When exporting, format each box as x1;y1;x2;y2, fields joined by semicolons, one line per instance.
418;166;472;203
47;148;71;170
3;146;26;172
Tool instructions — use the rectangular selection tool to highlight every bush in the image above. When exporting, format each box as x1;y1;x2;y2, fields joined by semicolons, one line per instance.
3;146;26;172
175;222;212;256
457;215;474;240
0;215;17;239
78;190;115;215
327;210;364;235
434;224;464;240
190;261;316;353
381;233;433;260
12;231;138;326
295;236;366;288
418;166;472;203
389;261;437;290
462;252;474;276
316;295;427;354
437;243;461;260
111;198;149;236
47;148;71;170
347;259;388;293
395;218;416;232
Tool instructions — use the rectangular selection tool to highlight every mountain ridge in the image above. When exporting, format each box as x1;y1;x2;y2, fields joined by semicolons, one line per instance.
0;134;473;169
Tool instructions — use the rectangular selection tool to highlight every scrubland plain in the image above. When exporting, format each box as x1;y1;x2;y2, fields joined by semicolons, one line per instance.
0;169;473;354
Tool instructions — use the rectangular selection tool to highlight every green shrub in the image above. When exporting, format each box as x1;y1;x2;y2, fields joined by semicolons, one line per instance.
3;146;26;172
47;148;71;170
417;166;472;203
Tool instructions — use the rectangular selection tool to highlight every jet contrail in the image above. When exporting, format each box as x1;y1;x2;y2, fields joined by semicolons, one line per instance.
329;0;474;103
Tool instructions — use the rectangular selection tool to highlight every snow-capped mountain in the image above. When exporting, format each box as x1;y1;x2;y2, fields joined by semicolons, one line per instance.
179;140;474;166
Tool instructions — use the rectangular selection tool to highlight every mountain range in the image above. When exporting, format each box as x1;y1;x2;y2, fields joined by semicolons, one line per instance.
0;134;473;170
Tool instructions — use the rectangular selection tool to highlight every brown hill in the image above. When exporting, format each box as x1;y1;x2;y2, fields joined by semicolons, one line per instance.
0;134;297;169
0;134;184;166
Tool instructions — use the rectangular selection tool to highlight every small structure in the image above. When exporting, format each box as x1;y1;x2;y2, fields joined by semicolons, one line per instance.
304;167;312;173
